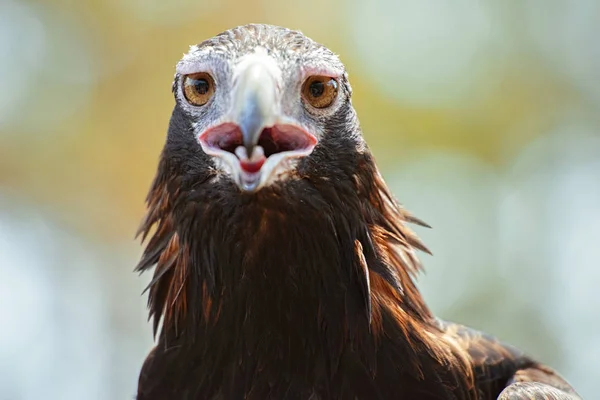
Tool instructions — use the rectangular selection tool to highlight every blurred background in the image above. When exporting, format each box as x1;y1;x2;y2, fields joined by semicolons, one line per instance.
0;0;598;399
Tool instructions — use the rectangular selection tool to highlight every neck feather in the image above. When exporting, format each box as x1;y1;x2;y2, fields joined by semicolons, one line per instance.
135;150;476;393
137;149;430;334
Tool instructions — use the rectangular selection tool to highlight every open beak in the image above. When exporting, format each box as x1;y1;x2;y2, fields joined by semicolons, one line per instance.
198;54;317;192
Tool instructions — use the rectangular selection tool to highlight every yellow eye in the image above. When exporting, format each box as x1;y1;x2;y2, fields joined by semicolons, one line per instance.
302;76;338;108
182;73;215;106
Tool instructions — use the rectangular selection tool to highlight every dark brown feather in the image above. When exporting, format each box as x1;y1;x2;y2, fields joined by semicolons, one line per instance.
135;24;579;400
136;118;480;398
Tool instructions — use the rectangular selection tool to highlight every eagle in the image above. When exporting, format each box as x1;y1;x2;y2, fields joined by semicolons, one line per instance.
135;24;580;399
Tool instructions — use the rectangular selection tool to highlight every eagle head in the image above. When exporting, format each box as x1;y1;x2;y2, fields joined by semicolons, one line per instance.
167;24;359;192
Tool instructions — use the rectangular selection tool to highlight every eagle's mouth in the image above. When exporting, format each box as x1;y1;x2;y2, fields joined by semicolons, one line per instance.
198;122;317;190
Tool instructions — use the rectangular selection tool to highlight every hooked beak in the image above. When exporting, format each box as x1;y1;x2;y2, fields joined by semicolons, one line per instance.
234;61;277;159
198;53;317;192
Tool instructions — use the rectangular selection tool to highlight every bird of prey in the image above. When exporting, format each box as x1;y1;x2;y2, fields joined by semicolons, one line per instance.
135;24;580;399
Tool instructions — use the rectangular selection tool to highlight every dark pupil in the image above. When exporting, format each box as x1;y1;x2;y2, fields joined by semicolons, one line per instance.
309;81;325;98
193;79;209;95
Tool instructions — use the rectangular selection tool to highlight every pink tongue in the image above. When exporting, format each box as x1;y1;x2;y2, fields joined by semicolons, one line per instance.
240;157;266;173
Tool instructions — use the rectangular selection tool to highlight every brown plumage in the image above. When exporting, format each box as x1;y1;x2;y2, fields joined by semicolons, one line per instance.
135;24;580;399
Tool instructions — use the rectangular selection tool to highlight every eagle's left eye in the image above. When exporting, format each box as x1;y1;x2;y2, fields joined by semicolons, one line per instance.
302;76;338;109
183;73;215;106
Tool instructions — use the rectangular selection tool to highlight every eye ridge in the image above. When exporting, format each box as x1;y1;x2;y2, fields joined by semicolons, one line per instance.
302;76;338;109
183;72;215;106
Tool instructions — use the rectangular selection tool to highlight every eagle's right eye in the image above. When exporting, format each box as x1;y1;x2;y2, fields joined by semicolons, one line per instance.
183;73;215;106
